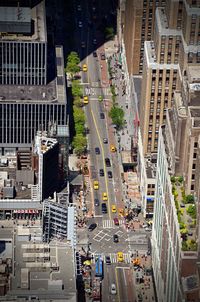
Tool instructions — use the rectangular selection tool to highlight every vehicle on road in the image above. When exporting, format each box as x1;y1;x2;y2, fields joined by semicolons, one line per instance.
78;21;82;27
93;51;97;57
105;158;111;167
111;283;117;295
113;217;119;226
105;256;111;265
95;147;100;154
98;95;103;102
83;96;89;104
101;203;107;213
100;112;105;119
81;41;86;48
110;145;116;152
103;138;108;144
102;192;108;201
93;181;99;190
113;234;119;243
118;208;124;217
99;169;104;177
108;171;113;178
88;223;97;231
111;205;117;213
94;198;100;206
95;256;104;278
77;5;81;11
117;252;124;262
82;64;87;72
93;38;97;44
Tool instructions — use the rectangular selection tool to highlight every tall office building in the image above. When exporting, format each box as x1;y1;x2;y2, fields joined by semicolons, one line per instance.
0;1;47;85
123;0;165;75
139;0;200;156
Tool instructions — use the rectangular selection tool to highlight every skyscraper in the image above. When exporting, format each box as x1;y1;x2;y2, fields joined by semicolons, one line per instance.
139;0;200;156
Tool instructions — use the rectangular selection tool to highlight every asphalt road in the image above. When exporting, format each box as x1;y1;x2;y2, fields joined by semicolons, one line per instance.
74;0;140;300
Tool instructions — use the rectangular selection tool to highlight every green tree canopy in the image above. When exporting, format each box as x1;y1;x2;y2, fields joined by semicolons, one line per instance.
74;96;83;107
72;80;83;97
109;106;125;130
66;51;80;75
75;123;85;135
105;27;115;40
72;134;87;155
73;106;85;125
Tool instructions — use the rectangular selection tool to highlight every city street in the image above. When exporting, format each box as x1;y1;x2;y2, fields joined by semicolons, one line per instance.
73;0;155;301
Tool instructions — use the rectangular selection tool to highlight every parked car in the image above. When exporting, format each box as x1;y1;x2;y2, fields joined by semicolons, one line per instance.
100;112;105;119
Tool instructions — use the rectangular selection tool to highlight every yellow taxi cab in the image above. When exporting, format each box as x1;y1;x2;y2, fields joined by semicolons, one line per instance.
83;96;89;104
93;181;99;190
110;145;116;152
102;192;108;201
117;252;124;262
111;205;117;213
82;64;87;72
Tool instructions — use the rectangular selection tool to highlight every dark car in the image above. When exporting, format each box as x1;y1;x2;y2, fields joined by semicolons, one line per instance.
105;256;111;265
101;53;106;60
101;203;107;214
113;234;119;243
105;158;111;167
88;223;97;231
99;169;104;176
95;147;100;154
113;218;119;226
93;51;97;57
108;171;113;178
100;112;105;119
94;198;100;206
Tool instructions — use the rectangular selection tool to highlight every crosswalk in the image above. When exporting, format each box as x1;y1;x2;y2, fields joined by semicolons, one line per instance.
84;87;111;96
102;219;124;229
91;253;131;264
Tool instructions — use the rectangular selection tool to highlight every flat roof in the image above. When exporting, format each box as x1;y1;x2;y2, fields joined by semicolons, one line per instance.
0;1;46;42
0;7;31;23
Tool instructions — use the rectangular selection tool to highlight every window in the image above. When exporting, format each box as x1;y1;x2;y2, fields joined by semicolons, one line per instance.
191;184;194;190
192;163;196;169
192;174;195;180
194;142;198;148
193;153;197;159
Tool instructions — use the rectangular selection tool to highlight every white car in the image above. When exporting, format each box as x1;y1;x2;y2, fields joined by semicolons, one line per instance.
77;5;81;11
111;283;117;295
78;21;82;28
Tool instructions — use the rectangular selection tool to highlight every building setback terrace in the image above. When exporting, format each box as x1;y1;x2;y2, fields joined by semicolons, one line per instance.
171;177;197;252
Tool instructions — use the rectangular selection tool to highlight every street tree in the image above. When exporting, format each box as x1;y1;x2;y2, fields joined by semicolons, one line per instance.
66;51;80;75
105;27;115;40
109;106;125;130
75;123;85;135
72;80;83;97
73;106;85;125
74;96;83;107
72;134;87;155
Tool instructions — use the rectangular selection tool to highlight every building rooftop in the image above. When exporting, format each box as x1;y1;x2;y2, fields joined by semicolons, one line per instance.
0;1;46;41
156;8;181;36
7;225;77;300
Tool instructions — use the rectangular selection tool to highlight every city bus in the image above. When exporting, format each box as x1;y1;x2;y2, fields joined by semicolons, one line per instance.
95;256;104;279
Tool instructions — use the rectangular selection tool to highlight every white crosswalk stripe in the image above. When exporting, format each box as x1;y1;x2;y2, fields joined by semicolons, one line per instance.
91;253;131;264
102;219;123;229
